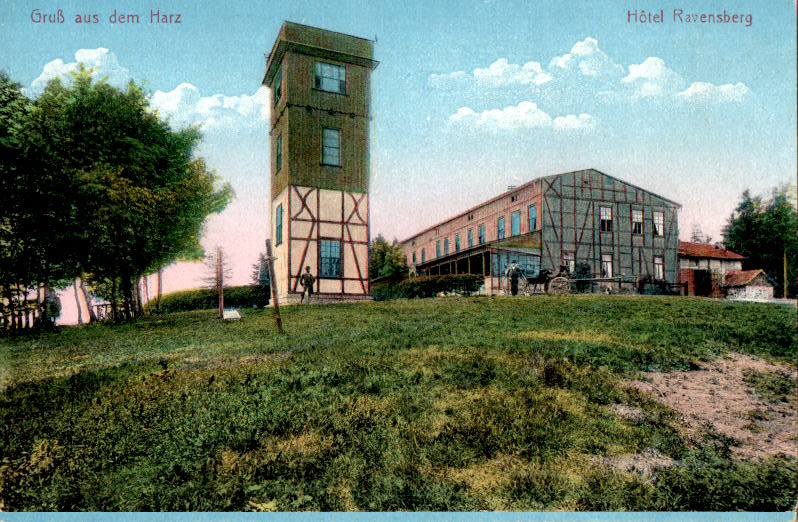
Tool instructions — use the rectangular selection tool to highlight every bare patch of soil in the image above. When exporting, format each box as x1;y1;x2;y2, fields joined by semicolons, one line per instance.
596;447;675;478
631;353;797;460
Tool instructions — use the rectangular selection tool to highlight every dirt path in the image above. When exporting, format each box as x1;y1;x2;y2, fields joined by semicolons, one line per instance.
631;353;797;460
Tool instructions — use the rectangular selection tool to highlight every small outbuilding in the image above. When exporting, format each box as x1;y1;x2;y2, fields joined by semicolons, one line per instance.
724;269;774;301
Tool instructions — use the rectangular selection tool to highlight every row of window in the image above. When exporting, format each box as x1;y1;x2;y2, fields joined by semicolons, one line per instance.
576;254;663;279
274;127;341;170
273;61;346;107
275;205;342;279
411;205;538;265
600;206;666;236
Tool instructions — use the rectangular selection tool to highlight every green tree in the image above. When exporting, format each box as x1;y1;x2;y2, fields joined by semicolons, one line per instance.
723;186;797;298
369;234;408;281
12;69;232;320
251;252;271;288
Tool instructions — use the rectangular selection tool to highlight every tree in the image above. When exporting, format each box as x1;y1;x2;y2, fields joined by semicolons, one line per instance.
16;69;232;320
723;186;797;298
369;234;408;281
690;224;712;244
251;252;271;288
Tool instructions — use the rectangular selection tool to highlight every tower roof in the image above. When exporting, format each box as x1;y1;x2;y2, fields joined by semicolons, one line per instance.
263;21;378;85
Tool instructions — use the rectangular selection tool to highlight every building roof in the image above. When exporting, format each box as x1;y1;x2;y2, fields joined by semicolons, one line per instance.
724;269;770;287
263;21;378;85
678;241;745;260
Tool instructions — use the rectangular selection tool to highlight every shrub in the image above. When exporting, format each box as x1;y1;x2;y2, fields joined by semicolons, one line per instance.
147;285;269;313
371;274;483;301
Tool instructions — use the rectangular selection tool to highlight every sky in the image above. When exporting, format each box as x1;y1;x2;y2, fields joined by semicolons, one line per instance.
1;0;796;320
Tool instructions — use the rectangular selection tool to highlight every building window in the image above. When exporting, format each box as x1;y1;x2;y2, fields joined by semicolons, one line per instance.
632;209;643;235
601;254;613;278
322;128;340;166
421;248;426;263
653;211;665;237
436;240;441;259
314;62;346;94
528;204;537;231
600;206;613;232
443;238;449;256
478;223;486;244
412;251;417;265
455;234;461;252
320;240;341;278
275;133;282;172
275;204;283;245
654;256;664;280
563;252;575;273
273;67;282;105
511;210;521;236
468;228;473;248
497;216;505;239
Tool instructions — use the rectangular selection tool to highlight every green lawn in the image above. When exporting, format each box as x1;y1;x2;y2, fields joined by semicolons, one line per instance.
1;296;796;511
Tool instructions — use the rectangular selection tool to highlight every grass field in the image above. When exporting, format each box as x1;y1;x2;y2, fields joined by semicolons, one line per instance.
1;296;796;511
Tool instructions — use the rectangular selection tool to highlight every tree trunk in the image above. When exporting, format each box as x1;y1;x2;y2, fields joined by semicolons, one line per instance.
143;274;150;311
23;287;30;329
73;280;83;325
136;278;143;317
111;277;118;321
157;269;162;311
80;277;97;322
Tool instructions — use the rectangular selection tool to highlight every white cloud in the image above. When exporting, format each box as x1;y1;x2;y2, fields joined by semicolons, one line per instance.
622;57;685;97
28;48;130;97
549;37;623;78
677;81;749;102
553;113;597;131
149;83;270;130
449;101;595;132
473;58;552;87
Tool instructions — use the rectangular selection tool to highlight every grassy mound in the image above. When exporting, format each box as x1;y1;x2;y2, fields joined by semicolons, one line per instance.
1;296;795;510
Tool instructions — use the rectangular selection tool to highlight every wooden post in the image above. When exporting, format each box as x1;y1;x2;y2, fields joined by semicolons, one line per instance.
265;239;283;333
217;247;224;319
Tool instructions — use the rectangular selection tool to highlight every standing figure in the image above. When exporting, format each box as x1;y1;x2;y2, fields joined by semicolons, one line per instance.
505;260;522;296
299;266;316;304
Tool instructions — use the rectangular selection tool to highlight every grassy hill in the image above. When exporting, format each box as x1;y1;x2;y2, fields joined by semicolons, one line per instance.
1;296;796;511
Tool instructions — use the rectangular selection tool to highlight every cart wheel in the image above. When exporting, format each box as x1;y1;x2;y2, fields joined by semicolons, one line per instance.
548;276;570;295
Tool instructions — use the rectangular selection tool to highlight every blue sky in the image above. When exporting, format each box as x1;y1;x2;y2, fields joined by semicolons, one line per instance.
1;0;795;300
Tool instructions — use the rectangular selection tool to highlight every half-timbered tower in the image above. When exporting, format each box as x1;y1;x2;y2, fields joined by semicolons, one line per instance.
263;22;378;303
401;169;680;294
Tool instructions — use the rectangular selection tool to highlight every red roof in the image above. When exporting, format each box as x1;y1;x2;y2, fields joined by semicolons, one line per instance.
724;269;769;287
678;241;745;260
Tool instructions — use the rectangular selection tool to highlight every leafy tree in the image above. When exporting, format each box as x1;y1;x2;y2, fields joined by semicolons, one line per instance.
369;234;408;281
723;186;797;297
1;68;232;324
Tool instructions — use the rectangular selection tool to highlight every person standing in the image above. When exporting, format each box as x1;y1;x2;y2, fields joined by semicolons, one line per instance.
505;261;522;296
299;266;316;304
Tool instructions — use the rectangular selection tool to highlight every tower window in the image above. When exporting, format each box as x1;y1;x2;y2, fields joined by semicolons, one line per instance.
322;128;340;166
315;62;346;94
601;254;613;278
320;240;342;278
275;134;282;172
273;67;282;105
654;255;664;280
275;204;283;246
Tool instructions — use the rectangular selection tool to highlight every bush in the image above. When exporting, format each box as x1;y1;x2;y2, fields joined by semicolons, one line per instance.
637;276;679;296
371;274;483;301
147;285;269;313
